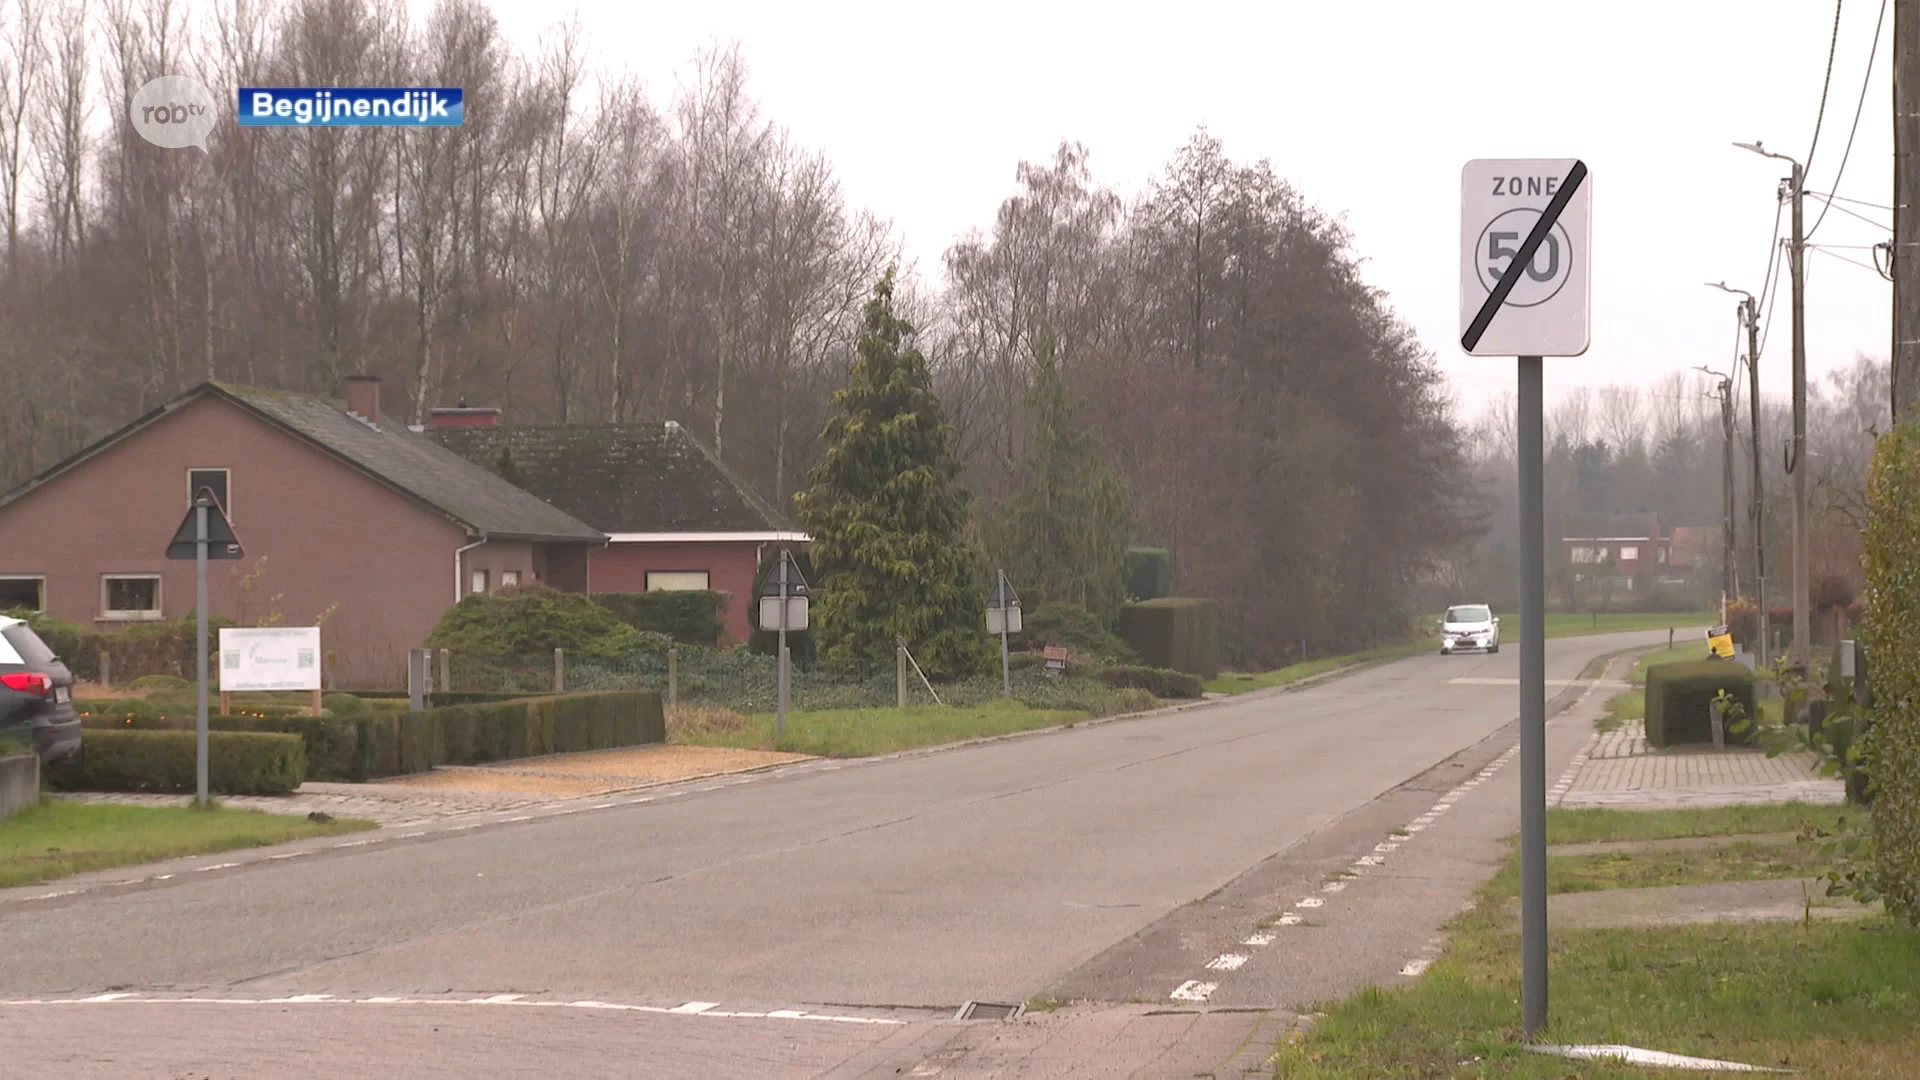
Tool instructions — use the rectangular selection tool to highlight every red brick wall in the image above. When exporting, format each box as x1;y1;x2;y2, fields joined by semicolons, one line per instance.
0;394;526;688
588;541;761;644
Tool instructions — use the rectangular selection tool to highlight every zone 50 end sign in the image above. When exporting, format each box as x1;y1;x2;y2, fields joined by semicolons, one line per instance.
1459;159;1591;357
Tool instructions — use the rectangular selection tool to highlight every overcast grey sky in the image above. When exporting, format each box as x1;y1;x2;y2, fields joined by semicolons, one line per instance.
482;0;1894;423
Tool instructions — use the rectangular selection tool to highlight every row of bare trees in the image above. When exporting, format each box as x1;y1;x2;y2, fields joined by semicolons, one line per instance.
1451;355;1890;608
0;0;1479;660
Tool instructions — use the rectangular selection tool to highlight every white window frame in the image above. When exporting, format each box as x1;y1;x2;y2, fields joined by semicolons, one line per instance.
471;569;490;595
1619;545;1640;561
501;570;520;589
187;467;232;521
0;574;45;612
646;571;711;592
101;574;163;621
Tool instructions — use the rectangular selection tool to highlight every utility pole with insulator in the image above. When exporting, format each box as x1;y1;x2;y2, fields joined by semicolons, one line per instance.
1896;0;1920;421
1697;366;1738;606
1709;281;1769;669
1738;141;1810;672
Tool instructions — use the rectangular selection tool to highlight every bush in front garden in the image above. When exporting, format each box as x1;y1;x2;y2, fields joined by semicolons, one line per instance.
46;729;306;794
1644;662;1758;748
1097;665;1204;699
1862;417;1920;924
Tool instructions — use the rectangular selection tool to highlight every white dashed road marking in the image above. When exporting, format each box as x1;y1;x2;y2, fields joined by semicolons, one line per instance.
1204;954;1248;972
1169;981;1218;1002
0;993;908;1026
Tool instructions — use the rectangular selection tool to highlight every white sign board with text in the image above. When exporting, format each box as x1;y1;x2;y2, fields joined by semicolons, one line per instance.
1459;159;1592;357
219;626;321;692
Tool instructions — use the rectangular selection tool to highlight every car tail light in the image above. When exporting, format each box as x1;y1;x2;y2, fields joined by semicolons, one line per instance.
1;672;52;696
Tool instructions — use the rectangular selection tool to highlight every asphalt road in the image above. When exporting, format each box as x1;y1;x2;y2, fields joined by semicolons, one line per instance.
0;628;1688;1076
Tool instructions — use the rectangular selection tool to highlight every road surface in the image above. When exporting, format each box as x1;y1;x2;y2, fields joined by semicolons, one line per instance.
0;628;1688;1077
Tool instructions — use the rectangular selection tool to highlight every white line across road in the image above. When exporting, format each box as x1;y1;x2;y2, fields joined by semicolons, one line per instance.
0;992;909;1026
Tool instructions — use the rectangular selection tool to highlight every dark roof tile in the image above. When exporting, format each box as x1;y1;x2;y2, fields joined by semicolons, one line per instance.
430;422;792;534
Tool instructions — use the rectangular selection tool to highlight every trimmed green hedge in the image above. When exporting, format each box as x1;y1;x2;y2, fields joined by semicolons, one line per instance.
594;591;728;646
1124;547;1172;601
1863;418;1920;923
1098;664;1204;699
1644;661;1758;749
1116;598;1220;679
357;690;666;778
46;729;306;795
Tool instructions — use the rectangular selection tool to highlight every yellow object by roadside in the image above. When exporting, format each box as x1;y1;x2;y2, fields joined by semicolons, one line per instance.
1706;625;1734;659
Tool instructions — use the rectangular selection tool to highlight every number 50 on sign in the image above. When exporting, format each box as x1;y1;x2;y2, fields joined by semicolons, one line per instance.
1458;159;1592;357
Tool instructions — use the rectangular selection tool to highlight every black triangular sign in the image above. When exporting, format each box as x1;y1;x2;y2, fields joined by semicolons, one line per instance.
166;490;244;560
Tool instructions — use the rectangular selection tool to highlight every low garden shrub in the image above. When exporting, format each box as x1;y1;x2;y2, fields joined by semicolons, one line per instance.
594;591;728;646
1011;602;1137;665
1644;661;1758;749
1098;664;1204;699
46;729;305;795
426;584;649;660
355;690;666;777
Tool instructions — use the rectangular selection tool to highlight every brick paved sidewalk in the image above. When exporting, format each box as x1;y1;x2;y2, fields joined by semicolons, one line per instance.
1557;719;1843;809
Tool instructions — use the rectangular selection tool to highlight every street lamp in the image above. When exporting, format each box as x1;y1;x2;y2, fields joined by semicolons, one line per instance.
757;550;809;740
1705;280;1768;670
1734;139;1810;671
986;570;1022;697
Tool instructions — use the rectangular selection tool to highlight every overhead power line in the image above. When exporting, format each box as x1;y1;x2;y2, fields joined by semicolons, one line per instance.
1808;0;1889;237
1803;0;1848;179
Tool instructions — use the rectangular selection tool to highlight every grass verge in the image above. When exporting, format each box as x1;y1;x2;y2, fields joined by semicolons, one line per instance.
668;699;1090;757
1206;642;1430;694
0;800;374;888
1275;805;1911;1079
1546;802;1851;845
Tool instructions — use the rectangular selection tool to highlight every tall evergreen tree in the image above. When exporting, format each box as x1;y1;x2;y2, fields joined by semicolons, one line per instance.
984;328;1133;623
794;270;993;678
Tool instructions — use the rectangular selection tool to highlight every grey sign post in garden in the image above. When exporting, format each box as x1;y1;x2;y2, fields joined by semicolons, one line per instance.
758;550;809;741
1460;157;1592;1040
165;488;244;808
986;571;1022;697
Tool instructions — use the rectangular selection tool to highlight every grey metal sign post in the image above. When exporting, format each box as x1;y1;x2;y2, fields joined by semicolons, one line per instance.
166;488;243;808
986;571;1022;697
1460;157;1591;1039
758;551;809;742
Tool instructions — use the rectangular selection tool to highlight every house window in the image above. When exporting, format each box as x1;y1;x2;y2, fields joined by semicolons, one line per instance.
501;570;519;589
471;569;490;595
0;575;44;611
1569;546;1601;564
646;571;710;592
1619;546;1640;561
102;575;162;620
188;468;230;520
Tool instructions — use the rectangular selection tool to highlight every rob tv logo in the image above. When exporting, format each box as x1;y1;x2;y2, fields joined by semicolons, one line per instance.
131;75;219;152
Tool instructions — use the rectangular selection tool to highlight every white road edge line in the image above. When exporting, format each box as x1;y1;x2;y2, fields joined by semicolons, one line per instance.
0;994;908;1025
1169;980;1217;1002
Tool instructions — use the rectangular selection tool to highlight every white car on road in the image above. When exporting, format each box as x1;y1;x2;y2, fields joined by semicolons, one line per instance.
1439;604;1500;655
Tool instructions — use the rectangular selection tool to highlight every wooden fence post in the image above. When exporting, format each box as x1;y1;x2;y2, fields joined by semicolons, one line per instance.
99;650;112;689
553;647;565;693
438;648;452;695
668;647;679;706
896;646;908;709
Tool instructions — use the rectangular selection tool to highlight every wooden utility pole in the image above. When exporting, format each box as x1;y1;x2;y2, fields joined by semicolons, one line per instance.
1896;0;1920;421
1789;161;1810;672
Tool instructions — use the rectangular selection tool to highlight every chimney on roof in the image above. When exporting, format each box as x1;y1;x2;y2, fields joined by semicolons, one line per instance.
344;374;381;428
428;401;503;427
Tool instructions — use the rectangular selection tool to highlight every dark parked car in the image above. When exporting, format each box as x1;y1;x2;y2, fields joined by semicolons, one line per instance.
0;616;81;762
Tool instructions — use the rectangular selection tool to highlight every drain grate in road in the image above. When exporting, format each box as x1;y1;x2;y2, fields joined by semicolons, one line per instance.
954;1000;1025;1021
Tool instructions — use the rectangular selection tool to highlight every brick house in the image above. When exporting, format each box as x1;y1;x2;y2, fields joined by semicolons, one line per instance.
0;378;605;686
429;415;804;644
1557;512;1666;585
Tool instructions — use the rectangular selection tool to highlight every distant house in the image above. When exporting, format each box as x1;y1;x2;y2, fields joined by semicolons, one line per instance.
1557;512;1666;585
0;378;606;686
1664;525;1721;574
428;414;805;644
